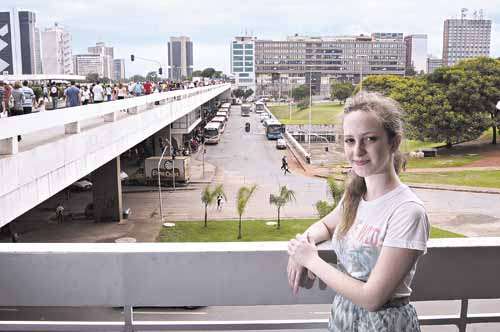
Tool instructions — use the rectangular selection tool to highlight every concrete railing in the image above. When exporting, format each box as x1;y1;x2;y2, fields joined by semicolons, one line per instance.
0;84;230;227
0;238;499;331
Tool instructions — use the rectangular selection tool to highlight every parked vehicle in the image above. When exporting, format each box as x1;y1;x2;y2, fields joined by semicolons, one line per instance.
276;138;287;149
145;156;190;184
203;122;222;144
255;101;265;114
260;113;270;123
241;104;251;116
211;116;227;133
220;103;231;115
216;111;228;121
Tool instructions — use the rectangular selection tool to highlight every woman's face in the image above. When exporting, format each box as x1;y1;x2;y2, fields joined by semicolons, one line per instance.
343;110;397;178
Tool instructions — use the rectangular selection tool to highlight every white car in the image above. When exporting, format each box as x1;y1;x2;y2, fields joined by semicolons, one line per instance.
260;113;270;123
276;138;287;150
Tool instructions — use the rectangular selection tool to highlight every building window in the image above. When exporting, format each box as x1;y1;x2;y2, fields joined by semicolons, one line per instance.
234;67;243;72
233;50;244;55
234;56;243;61
233;44;243;49
244;44;253;49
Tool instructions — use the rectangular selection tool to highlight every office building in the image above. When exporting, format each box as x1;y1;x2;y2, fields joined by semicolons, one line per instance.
442;10;491;66
230;36;256;92
0;9;38;75
252;33;406;97
168;36;193;80
73;54;105;77
427;57;443;73
404;34;428;73
88;42;113;79
113;58;125;81
41;23;73;75
34;27;42;74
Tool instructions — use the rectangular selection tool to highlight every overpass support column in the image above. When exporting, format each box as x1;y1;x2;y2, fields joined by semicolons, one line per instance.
153;126;171;156
92;157;123;222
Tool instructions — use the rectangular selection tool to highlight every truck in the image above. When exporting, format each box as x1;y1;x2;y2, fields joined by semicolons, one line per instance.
241;103;251;116
146;156;190;184
126;156;190;185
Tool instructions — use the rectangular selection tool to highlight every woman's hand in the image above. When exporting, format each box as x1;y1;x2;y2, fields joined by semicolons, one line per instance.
287;233;318;295
287;232;318;269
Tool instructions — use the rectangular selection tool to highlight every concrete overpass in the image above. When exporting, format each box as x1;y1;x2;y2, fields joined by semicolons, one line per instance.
0;83;231;227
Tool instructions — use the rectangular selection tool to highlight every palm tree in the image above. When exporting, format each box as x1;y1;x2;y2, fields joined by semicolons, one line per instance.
326;176;344;208
236;184;257;239
201;184;226;227
269;185;296;230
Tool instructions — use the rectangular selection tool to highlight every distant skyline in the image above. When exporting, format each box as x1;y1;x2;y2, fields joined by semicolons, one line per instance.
3;0;499;77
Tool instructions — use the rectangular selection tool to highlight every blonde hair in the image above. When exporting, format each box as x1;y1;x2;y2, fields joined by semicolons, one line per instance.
13;81;22;89
337;92;404;238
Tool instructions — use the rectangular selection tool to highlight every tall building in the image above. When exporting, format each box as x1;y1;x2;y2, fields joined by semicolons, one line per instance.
427;56;443;73
34;27;42;74
88;42;113;79
251;33;406;97
113;58;125;81
168;36;193;80
41;23;73;75
404;34;428;73
230;36;256;92
0;9;38;75
73;54;105;77
442;10;491;67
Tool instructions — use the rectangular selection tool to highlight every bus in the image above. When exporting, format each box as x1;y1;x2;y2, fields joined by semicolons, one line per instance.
265;119;285;140
216;111;228;121
221;103;231;115
241;104;251;116
203;122;221;144
211;116;227;133
255;101;265;114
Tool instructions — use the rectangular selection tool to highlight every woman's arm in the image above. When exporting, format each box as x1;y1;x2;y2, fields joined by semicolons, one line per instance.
289;236;421;312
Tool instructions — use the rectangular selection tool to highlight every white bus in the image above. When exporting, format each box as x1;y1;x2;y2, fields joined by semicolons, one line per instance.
241;104;252;116
211;116;227;133
216;111;228;121
203;122;221;144
255;101;265;114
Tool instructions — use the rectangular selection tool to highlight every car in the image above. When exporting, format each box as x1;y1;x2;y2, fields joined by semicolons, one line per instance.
260;113;270;123
71;179;93;191
276;138;287;150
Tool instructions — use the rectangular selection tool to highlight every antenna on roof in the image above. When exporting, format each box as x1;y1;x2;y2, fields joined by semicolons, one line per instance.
461;8;468;20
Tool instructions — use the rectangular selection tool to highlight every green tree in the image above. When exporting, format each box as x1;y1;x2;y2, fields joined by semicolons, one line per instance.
269;186;296;229
201;68;216;78
236;184;257;239
390;77;489;147
297;97;310;111
315;177;344;218
243;88;254;100
192;70;203;77
405;65;417;76
130;74;146;82
291;85;309;101
201;184;226;228
361;75;406;95
331;82;355;104
146;71;159;82
232;88;245;99
429;57;500;144
85;73;99;82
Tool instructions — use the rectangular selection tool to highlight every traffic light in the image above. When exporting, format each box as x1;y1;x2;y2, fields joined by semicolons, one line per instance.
130;54;134;61
158;67;163;75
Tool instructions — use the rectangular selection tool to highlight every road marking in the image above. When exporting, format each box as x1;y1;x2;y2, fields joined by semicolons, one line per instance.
311;311;330;315
0;308;18;311
129;311;208;315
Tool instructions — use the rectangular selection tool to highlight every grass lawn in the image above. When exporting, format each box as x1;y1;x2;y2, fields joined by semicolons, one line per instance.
407;154;482;168
157;219;464;242
269;102;343;125
400;139;443;153
400;170;500;189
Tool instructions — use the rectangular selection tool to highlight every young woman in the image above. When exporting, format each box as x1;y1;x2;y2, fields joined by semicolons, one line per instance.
287;92;429;331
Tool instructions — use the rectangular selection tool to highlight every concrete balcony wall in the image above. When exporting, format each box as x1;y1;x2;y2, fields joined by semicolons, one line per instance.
0;238;499;331
0;84;230;227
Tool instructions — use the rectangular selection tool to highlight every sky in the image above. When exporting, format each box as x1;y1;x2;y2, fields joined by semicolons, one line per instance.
4;0;500;77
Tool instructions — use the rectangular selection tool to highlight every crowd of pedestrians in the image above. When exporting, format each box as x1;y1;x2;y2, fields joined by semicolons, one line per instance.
0;78;224;119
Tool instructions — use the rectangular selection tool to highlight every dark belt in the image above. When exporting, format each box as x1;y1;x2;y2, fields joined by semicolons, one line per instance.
381;296;410;309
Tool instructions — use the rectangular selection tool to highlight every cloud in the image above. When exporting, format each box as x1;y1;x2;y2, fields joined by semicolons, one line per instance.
4;0;500;76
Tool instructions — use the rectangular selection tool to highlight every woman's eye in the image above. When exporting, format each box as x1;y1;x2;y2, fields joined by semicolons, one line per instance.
366;136;378;142
344;138;354;144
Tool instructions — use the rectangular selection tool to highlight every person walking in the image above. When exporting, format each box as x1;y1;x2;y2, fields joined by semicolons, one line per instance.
64;80;81;108
117;83;128;100
105;85;112;101
49;83;59;110
216;194;224;211
0;80;6;118
11;81;25;141
92;81;105;104
287;92;429;332
21;80;36;115
281;156;291;175
81;86;90;105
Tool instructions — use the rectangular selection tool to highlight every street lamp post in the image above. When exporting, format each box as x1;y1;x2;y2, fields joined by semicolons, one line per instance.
308;67;313;153
158;137;171;223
